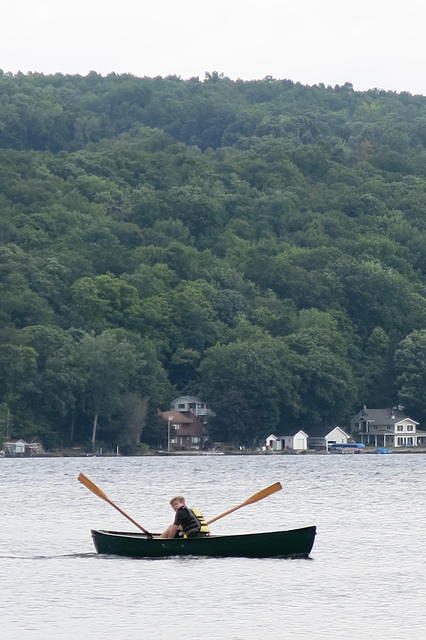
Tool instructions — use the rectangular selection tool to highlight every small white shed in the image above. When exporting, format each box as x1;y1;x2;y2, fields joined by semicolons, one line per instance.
266;434;280;450
309;426;350;450
266;431;309;451
325;426;350;449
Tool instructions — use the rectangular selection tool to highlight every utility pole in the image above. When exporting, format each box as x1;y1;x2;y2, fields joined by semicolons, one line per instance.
167;415;174;452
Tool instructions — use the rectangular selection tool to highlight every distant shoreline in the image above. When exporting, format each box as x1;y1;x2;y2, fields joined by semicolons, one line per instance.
2;448;426;458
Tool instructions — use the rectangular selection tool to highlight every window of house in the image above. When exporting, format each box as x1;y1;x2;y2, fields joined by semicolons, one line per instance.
397;425;403;431
407;437;413;446
397;437;404;445
192;437;200;443
407;425;413;431
178;404;185;409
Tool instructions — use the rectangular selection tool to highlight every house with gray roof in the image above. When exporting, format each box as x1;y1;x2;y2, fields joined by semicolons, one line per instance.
170;396;212;421
351;406;426;448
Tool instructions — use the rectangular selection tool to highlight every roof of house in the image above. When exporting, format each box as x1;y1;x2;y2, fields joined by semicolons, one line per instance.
352;407;419;426
273;430;309;439
160;410;198;424
309;427;351;442
324;426;349;438
171;395;202;404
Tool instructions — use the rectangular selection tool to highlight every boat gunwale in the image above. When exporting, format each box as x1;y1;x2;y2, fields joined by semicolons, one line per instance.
91;525;316;541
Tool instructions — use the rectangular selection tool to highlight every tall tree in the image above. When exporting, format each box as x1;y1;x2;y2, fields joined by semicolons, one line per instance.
0;344;38;436
285;323;357;429
199;336;298;446
74;330;138;448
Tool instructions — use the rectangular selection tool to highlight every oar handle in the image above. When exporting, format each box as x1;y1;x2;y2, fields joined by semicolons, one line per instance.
206;482;282;526
107;499;153;537
206;505;240;525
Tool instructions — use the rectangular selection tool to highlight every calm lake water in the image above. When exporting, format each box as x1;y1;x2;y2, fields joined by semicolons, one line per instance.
1;454;425;640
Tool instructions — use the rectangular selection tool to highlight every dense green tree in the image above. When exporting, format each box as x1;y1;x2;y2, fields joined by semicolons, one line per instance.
362;327;394;406
199;337;299;446
73;331;139;448
394;330;426;423
285;319;357;429
108;393;149;452
70;273;142;331
0;343;38;437
0;72;425;448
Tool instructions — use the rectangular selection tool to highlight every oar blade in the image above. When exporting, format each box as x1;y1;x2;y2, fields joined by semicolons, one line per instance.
78;472;153;537
78;472;109;502
243;481;282;506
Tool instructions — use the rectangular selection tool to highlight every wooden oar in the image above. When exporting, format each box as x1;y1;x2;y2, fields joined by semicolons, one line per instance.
206;481;282;525
78;472;153;538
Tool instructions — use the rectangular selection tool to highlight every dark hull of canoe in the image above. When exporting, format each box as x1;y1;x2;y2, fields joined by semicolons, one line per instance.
91;525;316;559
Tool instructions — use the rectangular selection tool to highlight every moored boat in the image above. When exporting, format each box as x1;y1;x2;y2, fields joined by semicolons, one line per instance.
91;525;316;558
329;443;365;454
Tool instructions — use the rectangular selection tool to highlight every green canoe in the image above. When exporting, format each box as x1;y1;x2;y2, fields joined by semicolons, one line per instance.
91;525;316;558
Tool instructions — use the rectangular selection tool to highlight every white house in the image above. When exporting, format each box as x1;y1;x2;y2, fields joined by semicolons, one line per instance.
351;406;426;448
266;430;309;451
170;396;212;421
309;426;350;451
4;439;26;455
3;440;44;456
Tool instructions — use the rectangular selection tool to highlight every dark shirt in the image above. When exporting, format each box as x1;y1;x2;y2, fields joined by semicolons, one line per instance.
174;507;209;538
174;505;197;532
173;505;209;538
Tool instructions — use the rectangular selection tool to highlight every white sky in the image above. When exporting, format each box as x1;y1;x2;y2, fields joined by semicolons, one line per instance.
2;0;425;95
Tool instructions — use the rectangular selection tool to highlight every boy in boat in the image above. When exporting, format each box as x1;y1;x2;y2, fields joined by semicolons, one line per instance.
160;496;210;538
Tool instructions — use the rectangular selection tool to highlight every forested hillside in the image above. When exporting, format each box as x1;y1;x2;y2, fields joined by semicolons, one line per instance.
1;71;425;450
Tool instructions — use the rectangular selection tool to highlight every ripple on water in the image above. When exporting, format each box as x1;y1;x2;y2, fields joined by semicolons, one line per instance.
0;454;425;640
